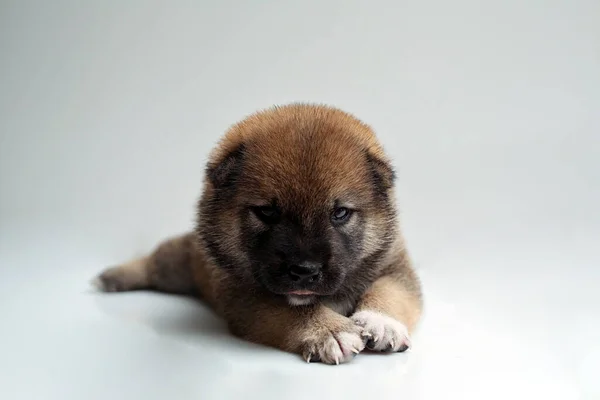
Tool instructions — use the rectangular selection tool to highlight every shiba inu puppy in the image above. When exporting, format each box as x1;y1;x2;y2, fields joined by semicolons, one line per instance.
95;104;422;365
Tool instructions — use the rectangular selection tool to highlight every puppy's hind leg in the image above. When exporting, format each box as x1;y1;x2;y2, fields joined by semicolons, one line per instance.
93;233;198;295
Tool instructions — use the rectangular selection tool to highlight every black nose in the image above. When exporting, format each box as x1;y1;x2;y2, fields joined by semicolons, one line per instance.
288;262;321;284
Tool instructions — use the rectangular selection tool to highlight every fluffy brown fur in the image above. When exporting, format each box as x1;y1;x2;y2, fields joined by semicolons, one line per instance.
95;104;422;365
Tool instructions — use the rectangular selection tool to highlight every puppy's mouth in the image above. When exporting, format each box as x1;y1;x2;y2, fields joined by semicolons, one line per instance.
287;290;316;296
286;292;317;306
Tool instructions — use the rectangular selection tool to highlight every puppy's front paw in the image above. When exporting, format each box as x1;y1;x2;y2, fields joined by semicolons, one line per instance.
300;322;365;365
351;310;411;353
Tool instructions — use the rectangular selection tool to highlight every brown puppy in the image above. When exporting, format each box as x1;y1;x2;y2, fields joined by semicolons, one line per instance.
94;104;422;365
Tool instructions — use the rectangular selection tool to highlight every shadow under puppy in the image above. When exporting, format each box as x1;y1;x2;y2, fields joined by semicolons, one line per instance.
94;103;423;365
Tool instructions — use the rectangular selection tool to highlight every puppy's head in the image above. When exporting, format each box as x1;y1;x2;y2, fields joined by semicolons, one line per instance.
198;104;397;306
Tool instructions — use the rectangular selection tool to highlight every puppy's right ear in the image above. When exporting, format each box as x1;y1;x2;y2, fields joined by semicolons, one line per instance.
206;144;245;190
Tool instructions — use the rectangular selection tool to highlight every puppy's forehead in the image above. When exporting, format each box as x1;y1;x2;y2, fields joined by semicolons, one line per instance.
210;104;388;208
242;133;367;203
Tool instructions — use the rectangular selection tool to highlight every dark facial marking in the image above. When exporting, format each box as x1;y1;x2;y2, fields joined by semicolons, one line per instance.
239;202;351;295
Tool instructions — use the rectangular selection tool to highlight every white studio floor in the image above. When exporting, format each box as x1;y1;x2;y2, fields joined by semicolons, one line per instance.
1;1;599;399
0;228;597;399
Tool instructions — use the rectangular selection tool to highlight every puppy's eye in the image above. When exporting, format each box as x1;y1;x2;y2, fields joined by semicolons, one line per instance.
251;206;280;223
331;207;352;224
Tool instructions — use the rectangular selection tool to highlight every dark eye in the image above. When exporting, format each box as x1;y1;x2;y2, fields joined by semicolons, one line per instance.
252;206;280;223
331;207;352;224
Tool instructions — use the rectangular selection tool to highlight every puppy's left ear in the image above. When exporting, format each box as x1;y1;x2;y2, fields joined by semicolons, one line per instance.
366;151;396;196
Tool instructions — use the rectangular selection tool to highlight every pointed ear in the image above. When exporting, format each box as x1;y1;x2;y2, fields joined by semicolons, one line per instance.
206;144;246;190
365;151;396;197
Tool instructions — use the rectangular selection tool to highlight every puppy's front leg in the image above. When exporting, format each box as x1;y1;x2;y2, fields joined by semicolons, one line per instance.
351;273;423;353
223;296;365;364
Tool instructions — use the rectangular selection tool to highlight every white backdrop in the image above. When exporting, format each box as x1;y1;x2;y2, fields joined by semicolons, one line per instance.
1;1;598;399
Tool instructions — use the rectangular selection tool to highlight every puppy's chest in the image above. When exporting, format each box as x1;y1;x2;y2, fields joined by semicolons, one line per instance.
322;297;356;317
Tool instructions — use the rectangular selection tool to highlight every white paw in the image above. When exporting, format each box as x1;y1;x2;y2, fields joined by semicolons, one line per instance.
302;328;365;365
351;310;411;352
